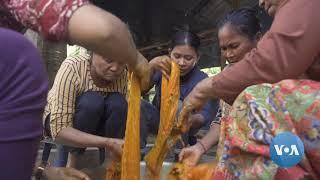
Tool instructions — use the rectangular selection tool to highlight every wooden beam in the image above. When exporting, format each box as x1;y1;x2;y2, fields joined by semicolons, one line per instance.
232;0;240;8
224;0;240;9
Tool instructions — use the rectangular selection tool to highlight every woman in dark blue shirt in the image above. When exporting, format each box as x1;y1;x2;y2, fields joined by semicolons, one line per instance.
141;30;219;147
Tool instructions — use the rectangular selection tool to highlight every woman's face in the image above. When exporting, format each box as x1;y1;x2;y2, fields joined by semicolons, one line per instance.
218;23;258;65
91;53;125;82
170;44;199;76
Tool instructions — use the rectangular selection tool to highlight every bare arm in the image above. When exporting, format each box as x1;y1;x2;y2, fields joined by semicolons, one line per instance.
199;123;220;151
54;127;123;159
68;5;138;69
6;1;138;68
6;1;137;68
54;127;118;148
69;5;154;92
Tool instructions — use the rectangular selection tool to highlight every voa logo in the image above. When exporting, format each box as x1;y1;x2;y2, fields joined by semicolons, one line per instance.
274;144;300;156
270;132;304;168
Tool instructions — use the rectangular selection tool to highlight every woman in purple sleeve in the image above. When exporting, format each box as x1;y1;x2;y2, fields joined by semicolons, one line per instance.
0;28;90;180
0;28;48;179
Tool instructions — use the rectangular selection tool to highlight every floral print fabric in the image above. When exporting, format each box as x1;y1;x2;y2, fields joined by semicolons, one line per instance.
212;80;320;179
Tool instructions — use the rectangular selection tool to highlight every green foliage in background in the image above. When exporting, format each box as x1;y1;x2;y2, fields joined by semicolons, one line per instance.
201;67;221;77
67;45;86;56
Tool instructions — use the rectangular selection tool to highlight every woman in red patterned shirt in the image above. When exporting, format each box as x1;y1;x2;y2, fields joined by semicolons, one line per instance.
0;0;150;88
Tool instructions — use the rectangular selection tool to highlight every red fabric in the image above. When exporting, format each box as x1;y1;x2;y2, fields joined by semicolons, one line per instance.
275;167;311;180
0;0;89;40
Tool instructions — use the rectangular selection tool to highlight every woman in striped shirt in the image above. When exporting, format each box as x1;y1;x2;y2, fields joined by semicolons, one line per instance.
44;50;128;168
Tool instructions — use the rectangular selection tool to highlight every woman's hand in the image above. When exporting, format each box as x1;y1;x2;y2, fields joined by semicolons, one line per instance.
105;138;124;161
179;143;205;167
149;55;172;79
43;167;91;180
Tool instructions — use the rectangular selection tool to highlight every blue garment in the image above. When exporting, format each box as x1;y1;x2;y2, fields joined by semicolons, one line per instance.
151;67;218;125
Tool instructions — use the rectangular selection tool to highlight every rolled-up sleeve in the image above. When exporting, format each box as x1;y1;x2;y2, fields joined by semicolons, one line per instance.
211;0;320;104
4;0;90;40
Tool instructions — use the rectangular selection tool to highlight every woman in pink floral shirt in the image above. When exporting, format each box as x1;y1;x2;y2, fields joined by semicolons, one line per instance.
0;0;150;86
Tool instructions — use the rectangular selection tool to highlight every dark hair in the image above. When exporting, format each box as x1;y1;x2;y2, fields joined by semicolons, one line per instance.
218;8;261;40
170;30;201;52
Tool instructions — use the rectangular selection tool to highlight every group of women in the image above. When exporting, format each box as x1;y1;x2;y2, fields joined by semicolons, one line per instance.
179;0;320;179
0;0;319;179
